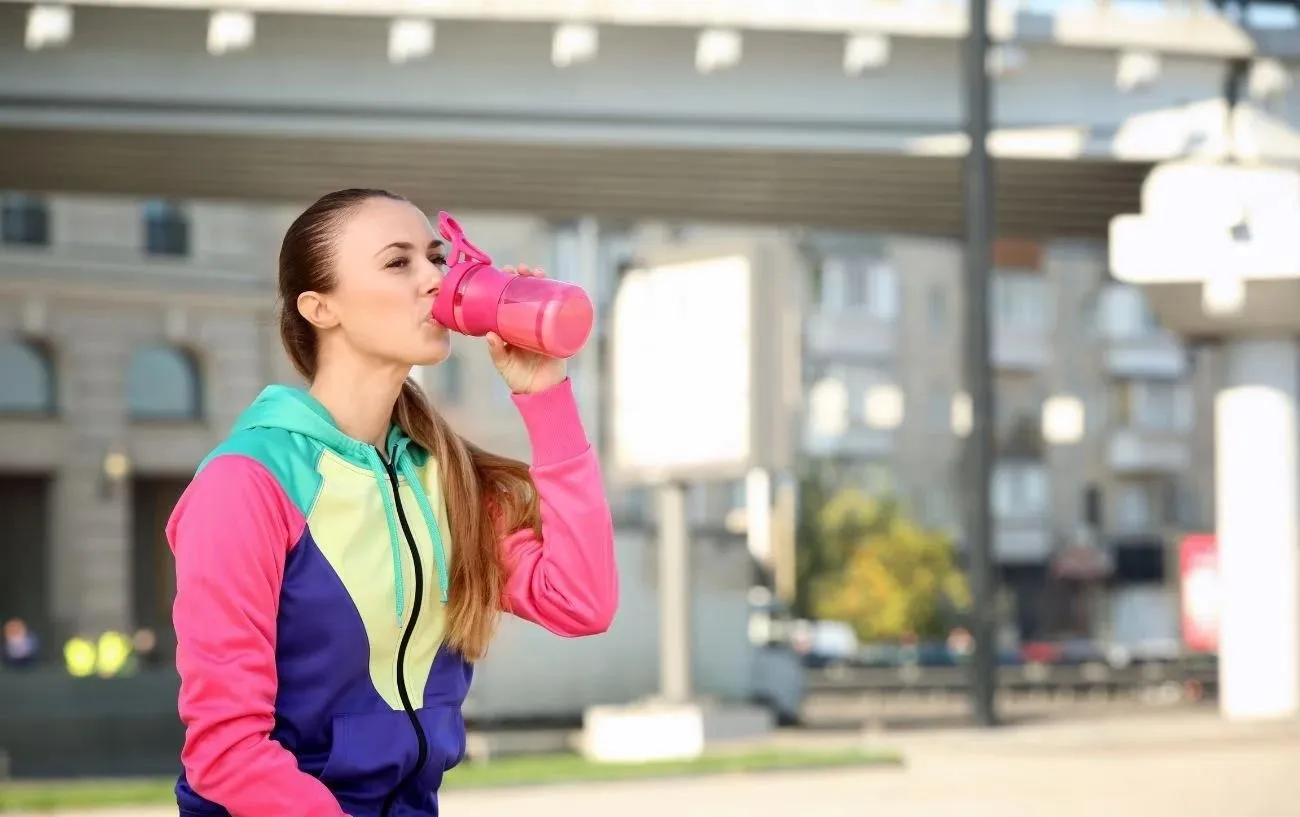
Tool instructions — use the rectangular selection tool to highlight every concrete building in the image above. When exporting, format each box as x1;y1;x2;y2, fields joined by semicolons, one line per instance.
799;231;1217;643
0;192;603;643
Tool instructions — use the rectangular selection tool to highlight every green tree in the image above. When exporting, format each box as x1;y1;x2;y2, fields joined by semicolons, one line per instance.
805;486;969;641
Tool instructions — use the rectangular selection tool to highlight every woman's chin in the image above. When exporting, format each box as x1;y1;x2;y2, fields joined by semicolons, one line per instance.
411;336;452;366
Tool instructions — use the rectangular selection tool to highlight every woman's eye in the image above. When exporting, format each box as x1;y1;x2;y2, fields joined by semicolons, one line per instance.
429;255;447;268
386;257;410;269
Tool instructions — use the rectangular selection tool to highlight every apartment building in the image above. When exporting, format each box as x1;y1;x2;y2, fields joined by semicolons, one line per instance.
0;190;1215;645
801;232;1215;641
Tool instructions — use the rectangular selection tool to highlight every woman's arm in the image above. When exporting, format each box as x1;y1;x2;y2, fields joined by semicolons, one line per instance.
501;379;619;636
169;454;346;817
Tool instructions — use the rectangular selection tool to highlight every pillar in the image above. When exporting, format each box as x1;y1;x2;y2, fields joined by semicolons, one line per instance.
1216;338;1300;720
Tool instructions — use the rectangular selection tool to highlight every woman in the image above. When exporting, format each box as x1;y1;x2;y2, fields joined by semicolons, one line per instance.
167;189;618;817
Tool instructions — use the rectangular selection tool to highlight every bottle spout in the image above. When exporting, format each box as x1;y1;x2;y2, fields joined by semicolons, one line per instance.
437;211;493;268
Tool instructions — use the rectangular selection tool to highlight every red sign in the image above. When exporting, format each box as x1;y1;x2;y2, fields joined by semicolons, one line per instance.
1179;534;1219;654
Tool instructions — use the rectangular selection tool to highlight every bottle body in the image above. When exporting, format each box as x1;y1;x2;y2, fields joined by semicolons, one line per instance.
430;212;595;360
496;275;594;359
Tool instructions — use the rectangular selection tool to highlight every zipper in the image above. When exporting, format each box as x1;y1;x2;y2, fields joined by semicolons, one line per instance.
377;448;430;817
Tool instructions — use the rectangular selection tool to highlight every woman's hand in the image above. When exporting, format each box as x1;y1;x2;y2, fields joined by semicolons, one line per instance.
486;265;569;395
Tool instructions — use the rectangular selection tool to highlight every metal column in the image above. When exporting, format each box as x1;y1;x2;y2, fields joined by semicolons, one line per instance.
961;0;998;728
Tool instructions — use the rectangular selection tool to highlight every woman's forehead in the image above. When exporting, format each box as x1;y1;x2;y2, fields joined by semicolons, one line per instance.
343;198;436;246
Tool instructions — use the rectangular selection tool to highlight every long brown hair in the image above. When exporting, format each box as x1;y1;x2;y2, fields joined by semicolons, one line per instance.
278;188;539;660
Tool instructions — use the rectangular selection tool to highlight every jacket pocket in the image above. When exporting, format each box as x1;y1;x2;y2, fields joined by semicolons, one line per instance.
319;705;465;806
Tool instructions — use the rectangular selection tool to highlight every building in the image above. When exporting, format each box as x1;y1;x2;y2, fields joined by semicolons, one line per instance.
799;231;1217;643
0;191;600;645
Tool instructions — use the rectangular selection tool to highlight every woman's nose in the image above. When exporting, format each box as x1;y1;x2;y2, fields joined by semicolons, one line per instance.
421;259;443;295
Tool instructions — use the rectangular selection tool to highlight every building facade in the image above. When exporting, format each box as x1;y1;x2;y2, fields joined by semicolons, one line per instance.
800;230;1217;642
0;191;588;644
0;189;1216;646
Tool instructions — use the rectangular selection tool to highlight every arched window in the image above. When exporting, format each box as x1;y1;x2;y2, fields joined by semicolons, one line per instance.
126;343;202;421
0;337;56;416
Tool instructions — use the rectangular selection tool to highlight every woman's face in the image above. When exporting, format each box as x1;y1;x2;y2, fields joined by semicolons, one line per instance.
313;196;451;368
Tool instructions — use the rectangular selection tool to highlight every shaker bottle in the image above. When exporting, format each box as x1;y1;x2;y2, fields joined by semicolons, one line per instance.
431;211;594;360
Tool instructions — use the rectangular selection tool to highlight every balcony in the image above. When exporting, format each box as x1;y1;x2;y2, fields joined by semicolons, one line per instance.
997;524;1054;564
803;424;893;459
991;326;1050;371
954;523;1054;564
1108;428;1192;474
804;310;894;359
1104;333;1187;379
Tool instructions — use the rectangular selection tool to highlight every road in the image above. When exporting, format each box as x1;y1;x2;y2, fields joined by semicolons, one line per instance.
17;712;1300;817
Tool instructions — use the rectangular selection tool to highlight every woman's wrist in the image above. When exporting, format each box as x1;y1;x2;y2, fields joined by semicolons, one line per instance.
511;379;588;464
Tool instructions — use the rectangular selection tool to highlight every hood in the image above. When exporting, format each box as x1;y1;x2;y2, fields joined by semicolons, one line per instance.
232;385;417;468
231;385;450;615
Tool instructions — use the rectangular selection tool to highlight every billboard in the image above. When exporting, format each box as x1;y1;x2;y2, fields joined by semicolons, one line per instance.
608;238;801;485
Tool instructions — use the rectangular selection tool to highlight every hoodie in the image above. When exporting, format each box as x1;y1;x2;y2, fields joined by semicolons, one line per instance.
167;378;617;817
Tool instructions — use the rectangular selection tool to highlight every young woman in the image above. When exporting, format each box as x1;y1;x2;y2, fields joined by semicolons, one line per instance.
167;189;618;817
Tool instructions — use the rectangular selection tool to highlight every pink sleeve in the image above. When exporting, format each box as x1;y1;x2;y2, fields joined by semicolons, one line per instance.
168;454;346;817
502;378;619;637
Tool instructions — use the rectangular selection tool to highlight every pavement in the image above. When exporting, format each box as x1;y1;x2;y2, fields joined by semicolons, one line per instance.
14;710;1300;817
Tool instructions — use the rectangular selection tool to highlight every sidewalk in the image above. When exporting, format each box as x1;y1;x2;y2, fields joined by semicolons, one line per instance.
861;706;1300;757
12;709;1300;817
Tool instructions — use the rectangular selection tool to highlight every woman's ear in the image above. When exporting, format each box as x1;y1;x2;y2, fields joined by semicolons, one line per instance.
297;291;340;330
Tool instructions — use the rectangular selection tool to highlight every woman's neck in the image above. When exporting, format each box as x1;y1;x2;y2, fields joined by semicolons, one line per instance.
309;355;409;452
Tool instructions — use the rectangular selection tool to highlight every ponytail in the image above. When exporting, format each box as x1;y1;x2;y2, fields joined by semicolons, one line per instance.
392;378;540;660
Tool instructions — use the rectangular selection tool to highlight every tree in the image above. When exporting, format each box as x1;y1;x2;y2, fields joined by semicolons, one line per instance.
807;487;969;642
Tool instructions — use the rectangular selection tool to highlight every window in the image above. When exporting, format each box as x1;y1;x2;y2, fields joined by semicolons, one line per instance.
926;285;946;332
839;461;893;496
927;387;949;430
991;271;1050;332
614;485;651;524
1111;380;1194;432
688;483;710;525
1099;284;1162;340
1;193;50;247
550;221;582;284
818;364;891;427
143;199;189;257
818;255;898;319
807;377;849;437
991;461;1049;518
1115;482;1156;530
0;338;56;415
1168;481;1202;528
727;478;747;511
1114;479;1191;530
126;344;202;421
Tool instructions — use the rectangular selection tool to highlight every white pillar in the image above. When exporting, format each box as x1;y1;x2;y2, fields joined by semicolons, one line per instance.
1216;338;1300;721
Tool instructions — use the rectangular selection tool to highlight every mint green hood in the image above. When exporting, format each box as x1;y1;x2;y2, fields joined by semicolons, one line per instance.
230;385;450;618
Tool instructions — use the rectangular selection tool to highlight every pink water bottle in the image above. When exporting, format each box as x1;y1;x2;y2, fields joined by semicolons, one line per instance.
431;211;595;360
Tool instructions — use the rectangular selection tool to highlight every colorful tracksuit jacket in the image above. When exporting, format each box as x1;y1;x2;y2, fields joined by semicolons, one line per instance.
167;378;617;816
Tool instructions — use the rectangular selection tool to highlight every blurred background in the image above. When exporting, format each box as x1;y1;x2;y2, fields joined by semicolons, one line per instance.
2;0;1300;814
